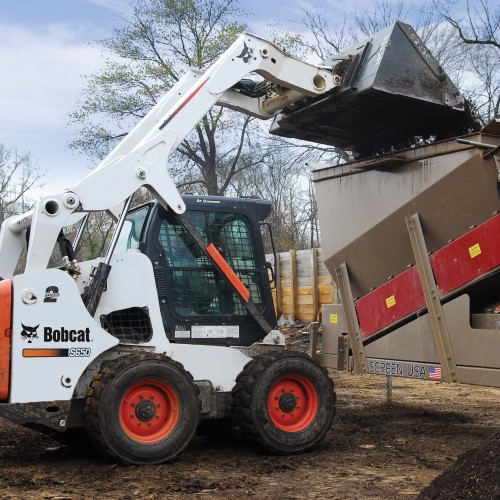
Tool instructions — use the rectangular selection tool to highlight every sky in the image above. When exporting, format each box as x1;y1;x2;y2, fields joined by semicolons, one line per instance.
1;1;124;195
0;0;462;198
1;0;331;197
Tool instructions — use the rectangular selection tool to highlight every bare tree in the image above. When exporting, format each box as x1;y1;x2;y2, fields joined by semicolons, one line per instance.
76;212;114;261
299;8;352;61
0;144;44;224
442;0;500;49
300;1;437;60
229;143;321;252
438;0;500;122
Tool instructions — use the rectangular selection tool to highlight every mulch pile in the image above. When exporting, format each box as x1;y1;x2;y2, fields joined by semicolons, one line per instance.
418;432;499;499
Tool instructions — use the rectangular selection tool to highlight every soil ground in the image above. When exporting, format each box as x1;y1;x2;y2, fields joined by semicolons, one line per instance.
1;329;499;499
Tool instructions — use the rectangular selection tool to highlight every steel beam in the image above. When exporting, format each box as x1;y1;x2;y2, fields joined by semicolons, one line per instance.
335;263;367;373
406;213;460;383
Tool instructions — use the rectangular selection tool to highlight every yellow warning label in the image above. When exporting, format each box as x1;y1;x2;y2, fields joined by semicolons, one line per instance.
469;243;481;258
386;295;396;308
330;314;338;324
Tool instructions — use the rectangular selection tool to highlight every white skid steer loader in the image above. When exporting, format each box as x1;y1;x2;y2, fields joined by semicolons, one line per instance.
0;34;338;464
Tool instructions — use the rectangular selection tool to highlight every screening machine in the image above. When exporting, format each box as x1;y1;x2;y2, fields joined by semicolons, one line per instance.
311;120;500;387
268;21;499;388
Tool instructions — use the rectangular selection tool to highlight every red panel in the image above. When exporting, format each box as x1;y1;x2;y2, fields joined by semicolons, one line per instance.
356;267;425;338
0;280;12;401
430;214;500;295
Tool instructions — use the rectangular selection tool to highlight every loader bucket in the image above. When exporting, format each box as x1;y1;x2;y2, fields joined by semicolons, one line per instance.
269;22;478;156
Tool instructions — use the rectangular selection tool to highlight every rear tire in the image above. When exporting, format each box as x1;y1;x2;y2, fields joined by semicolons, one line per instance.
85;352;199;465
233;351;335;454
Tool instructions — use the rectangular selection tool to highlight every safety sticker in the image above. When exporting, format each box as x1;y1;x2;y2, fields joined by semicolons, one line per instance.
330;314;338;324
386;295;396;308
191;325;239;338
469;243;481;258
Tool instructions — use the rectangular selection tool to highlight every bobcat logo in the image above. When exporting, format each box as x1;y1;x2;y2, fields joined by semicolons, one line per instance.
236;42;253;63
21;324;39;343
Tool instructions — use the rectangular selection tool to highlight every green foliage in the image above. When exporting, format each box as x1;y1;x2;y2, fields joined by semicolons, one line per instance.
68;0;252;180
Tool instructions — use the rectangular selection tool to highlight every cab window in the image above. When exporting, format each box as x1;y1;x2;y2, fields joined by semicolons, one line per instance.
158;210;263;317
115;205;149;254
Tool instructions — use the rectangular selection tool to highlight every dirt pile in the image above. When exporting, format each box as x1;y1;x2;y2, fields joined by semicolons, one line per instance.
418;433;500;499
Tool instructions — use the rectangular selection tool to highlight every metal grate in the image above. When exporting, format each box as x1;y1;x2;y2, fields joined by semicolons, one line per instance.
153;266;167;298
101;307;153;343
158;210;263;317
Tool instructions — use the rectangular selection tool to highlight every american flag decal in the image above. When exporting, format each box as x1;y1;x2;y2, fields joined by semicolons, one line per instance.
429;365;442;380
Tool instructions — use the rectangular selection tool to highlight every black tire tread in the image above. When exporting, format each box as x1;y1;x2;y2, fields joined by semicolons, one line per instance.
84;352;199;463
232;350;336;453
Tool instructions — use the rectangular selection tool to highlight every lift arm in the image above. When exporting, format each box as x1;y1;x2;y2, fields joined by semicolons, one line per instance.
0;33;339;277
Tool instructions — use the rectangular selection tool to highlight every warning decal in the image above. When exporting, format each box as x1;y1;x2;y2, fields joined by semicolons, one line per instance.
469;243;481;258
386;295;396;308
191;325;239;338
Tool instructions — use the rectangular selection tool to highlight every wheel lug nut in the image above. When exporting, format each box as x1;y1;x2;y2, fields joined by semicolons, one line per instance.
137;422;141;426
297;405;301;409
131;402;135;407
139;394;144;399
156;403;161;407
281;389;285;393
130;414;134;418
156;414;160;419
275;406;279;410
148;422;152;427
290;388;294;392
275;396;278;400
150;395;154;400
281;413;285;417
291;413;294;417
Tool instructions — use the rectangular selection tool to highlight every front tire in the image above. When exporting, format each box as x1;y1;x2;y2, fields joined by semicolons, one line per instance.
85;352;199;465
232;351;335;454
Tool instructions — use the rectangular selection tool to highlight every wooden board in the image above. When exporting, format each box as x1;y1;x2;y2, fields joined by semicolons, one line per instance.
266;248;337;322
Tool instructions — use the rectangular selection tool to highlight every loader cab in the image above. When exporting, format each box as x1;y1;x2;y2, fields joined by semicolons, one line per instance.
117;195;277;347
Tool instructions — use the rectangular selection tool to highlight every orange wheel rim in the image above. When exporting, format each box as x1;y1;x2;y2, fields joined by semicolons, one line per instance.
120;379;180;443
267;374;319;432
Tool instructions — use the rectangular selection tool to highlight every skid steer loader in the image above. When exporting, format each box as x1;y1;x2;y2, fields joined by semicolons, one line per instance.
0;22;470;464
0;33;339;465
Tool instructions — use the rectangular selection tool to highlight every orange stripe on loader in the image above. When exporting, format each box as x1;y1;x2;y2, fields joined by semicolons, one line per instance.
206;243;250;302
22;349;67;358
0;280;12;401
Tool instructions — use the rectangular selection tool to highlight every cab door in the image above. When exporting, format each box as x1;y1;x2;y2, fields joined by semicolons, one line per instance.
147;204;276;346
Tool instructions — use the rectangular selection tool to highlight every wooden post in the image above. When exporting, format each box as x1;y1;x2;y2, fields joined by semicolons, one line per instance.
330;279;337;304
311;248;319;321
289;249;297;321
386;376;393;402
275;252;282;319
